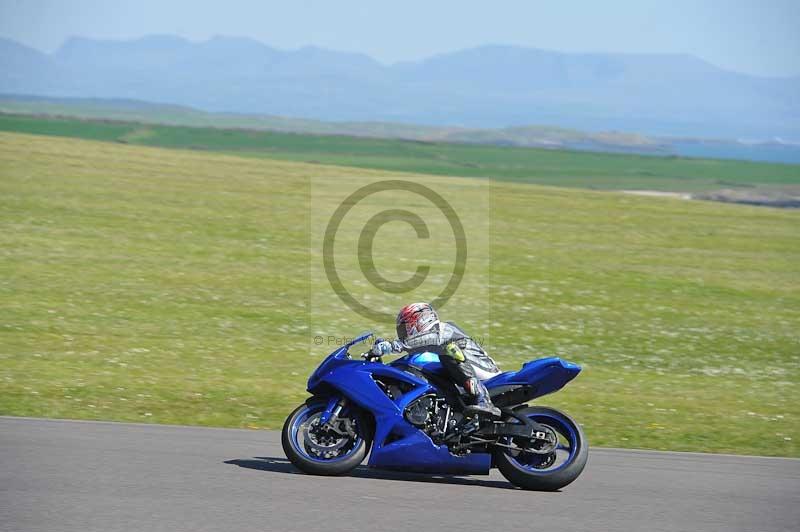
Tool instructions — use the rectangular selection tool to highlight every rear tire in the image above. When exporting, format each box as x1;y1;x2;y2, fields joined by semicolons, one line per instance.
494;406;588;491
281;401;371;476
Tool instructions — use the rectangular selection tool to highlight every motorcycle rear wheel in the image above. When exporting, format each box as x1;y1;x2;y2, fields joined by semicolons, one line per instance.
494;406;588;491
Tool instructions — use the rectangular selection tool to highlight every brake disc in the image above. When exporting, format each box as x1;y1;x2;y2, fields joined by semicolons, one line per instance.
302;415;350;457
529;451;557;469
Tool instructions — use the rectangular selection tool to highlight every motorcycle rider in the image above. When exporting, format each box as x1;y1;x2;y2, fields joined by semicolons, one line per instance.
371;302;502;418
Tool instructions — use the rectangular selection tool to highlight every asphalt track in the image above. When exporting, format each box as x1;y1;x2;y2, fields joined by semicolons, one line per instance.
1;417;798;532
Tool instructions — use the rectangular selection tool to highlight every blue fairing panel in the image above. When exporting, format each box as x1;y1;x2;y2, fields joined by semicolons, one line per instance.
313;354;491;474
368;431;491;474
485;357;581;399
307;332;374;391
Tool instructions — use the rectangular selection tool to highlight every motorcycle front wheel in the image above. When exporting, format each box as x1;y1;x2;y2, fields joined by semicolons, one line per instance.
494;406;588;491
281;401;371;476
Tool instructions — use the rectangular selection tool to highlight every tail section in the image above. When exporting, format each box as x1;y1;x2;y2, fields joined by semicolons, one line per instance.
485;357;581;406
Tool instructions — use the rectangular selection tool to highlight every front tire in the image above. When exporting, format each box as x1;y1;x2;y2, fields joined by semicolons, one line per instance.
494;406;588;491
281;401;371;476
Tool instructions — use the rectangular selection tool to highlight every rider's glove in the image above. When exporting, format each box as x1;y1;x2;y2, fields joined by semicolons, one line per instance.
390;339;405;353
371;338;393;357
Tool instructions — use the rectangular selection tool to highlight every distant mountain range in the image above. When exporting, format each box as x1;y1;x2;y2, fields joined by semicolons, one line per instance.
1;35;799;141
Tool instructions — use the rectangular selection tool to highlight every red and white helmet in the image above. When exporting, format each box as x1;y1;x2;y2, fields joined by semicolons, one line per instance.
396;302;439;340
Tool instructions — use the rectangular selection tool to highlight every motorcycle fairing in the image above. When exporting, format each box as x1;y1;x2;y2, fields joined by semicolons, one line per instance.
485;357;581;398
310;358;491;474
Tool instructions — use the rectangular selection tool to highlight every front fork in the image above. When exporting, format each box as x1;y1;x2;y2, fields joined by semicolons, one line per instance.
319;395;345;426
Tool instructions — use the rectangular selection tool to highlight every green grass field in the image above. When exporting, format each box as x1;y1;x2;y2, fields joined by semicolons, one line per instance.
0;96;691;151
1;131;799;457
2;113;800;192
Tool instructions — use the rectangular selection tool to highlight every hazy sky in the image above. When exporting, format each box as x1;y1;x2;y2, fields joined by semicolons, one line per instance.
1;0;799;77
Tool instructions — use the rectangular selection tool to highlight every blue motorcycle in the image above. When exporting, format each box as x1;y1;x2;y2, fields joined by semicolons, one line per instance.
282;332;588;490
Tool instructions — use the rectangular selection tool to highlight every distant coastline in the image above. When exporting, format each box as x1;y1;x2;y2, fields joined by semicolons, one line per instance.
3;94;799;165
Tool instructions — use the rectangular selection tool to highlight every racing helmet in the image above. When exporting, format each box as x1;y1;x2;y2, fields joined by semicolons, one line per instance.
396;302;439;340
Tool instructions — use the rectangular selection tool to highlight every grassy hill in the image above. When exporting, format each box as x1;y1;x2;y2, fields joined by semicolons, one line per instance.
2;113;799;193
0;95;663;152
1;131;798;456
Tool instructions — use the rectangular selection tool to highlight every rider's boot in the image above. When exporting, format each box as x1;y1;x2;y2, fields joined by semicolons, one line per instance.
463;378;501;418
